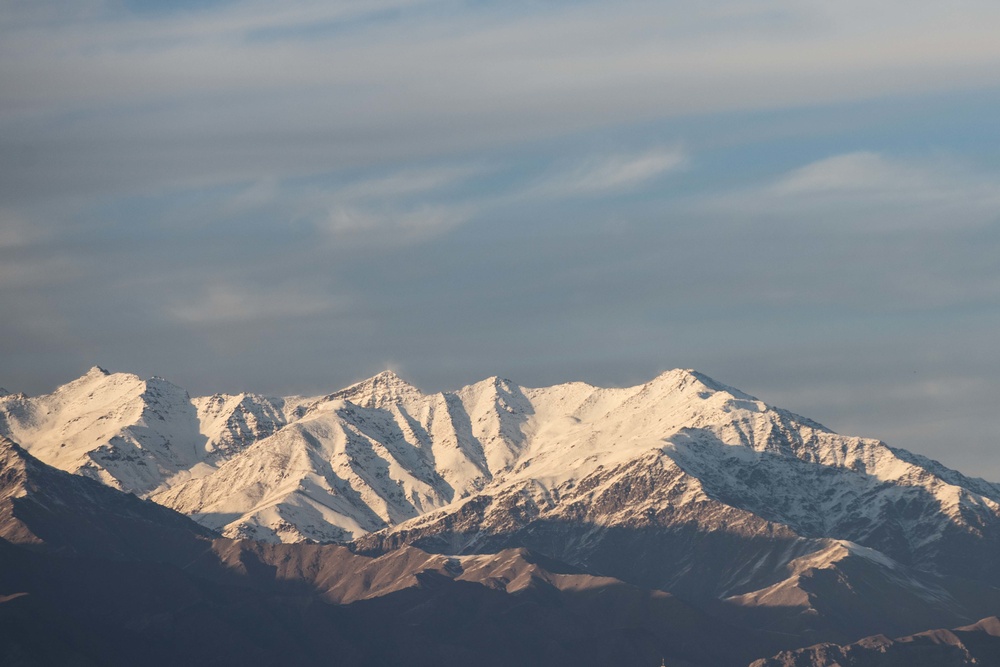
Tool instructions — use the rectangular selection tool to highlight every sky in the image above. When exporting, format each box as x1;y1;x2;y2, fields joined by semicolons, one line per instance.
2;1;1000;478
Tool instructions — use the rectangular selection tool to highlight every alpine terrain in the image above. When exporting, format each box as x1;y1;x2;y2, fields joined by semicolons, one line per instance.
3;366;1000;666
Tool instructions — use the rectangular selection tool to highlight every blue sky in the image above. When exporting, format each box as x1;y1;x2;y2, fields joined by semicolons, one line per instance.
2;0;1000;477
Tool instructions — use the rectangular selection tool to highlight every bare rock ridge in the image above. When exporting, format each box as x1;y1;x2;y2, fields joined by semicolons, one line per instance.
752;616;1000;666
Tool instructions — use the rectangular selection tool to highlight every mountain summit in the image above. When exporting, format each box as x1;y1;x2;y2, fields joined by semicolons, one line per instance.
328;369;424;409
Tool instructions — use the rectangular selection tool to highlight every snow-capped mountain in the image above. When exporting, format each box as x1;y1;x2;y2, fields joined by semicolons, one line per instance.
0;367;295;495
6;365;1000;663
0;367;205;494
5;367;1000;601
153;371;538;542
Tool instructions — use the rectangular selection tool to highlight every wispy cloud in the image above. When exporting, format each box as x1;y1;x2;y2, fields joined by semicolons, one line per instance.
771;152;962;198
303;164;484;240
707;152;1000;231
325;202;476;238
531;149;687;198
169;283;340;324
333;165;484;202
222;177;280;215
306;150;685;238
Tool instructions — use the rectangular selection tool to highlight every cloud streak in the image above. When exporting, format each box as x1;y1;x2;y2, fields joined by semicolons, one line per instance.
531;149;687;198
324;202;477;238
705;152;1000;232
168;283;341;324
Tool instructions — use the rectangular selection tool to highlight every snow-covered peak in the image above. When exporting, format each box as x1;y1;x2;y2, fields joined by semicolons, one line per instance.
329;370;423;409
637;368;758;404
683;369;758;400
366;369;417;389
457;376;529;409
40;367;146;409
0;368;208;495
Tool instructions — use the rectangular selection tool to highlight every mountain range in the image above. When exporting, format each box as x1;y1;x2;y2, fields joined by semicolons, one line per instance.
3;366;1000;666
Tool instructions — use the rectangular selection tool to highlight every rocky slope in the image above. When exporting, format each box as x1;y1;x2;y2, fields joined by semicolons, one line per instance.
752;616;1000;666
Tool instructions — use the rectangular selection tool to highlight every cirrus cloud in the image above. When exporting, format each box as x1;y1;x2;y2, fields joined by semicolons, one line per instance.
704;152;1000;232
531;148;688;198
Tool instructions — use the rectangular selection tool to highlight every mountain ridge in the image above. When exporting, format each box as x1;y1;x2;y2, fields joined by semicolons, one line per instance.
752;615;1000;666
5;367;1000;601
5;366;1000;663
